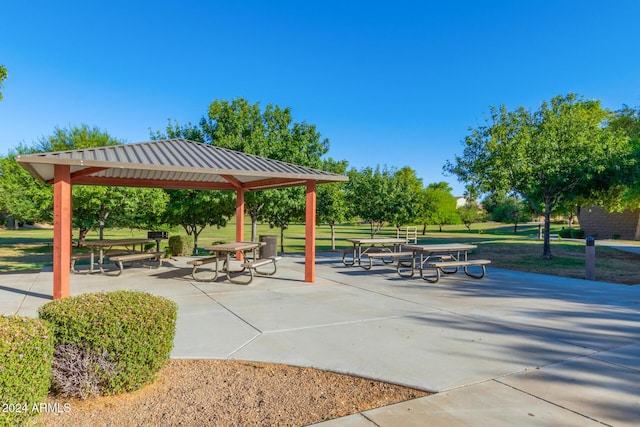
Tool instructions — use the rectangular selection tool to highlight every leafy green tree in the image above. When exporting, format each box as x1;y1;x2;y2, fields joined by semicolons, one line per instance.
445;93;636;258
0;153;53;227
39;125;169;244
0;64;7;101
606;105;640;208
490;196;532;233
154;98;330;241
346;166;395;237
1;125;168;243
71;186;169;242
260;187;305;253
457;203;482;231
388;167;422;233
317;158;350;250
163;190;235;254
418;182;460;232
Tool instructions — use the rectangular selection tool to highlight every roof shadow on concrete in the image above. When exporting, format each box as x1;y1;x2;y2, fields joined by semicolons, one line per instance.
0;284;52;300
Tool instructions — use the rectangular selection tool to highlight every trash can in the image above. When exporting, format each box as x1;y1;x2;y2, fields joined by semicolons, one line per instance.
259;235;278;259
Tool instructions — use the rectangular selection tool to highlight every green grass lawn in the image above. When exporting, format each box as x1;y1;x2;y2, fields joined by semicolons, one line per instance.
1;221;639;284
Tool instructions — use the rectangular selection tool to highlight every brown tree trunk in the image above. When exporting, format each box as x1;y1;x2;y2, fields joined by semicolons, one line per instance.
542;205;553;259
330;222;336;250
78;228;89;247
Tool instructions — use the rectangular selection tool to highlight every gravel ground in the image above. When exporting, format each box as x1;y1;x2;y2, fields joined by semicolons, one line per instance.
37;359;430;426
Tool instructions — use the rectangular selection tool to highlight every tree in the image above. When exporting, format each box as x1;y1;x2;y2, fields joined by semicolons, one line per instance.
71;186;169;242
346;166;396;237
260;187;305;253
457;203;482;231
0;65;7;101
0;153;53;227
317;158;350;250
1;125;168;243
163;190;235;255
40;125;169;244
154;98;330;241
490;196;532;233
606;106;640;208
419;182;460;232
388;167;422;233
445;93;636;259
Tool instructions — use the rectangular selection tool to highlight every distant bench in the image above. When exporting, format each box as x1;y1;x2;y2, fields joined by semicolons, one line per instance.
424;259;491;283
109;252;164;276
361;251;414;270
70;251;128;274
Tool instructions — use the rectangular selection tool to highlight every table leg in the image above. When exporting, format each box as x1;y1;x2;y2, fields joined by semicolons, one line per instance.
89;248;95;273
342;245;356;266
396;250;415;278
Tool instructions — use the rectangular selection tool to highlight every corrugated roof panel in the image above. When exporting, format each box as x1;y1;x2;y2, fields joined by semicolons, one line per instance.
16;138;348;186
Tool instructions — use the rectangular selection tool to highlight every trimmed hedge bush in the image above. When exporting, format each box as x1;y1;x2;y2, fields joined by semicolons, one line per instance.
38;291;177;395
168;235;192;256
0;316;53;427
558;228;586;239
558;228;572;238
50;344;120;399
570;228;586;239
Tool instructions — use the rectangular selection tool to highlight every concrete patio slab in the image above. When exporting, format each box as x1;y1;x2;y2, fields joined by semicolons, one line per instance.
499;357;640;427
169;293;261;359
589;342;640;371
230;310;593;392
4;251;640;426
354;380;603;427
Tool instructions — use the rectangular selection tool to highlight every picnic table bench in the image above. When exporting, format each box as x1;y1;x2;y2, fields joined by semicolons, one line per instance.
342;237;407;268
108;252;164;276
189;241;279;284
361;251;415;270
399;244;491;283
425;259;491;282
240;256;282;284
187;256;220;282
71;251;128;274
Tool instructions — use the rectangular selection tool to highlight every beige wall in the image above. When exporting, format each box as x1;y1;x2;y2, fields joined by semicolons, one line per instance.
578;206;640;240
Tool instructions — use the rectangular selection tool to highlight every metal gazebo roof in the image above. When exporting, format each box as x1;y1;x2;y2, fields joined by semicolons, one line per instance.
17;138;348;189
16;138;348;299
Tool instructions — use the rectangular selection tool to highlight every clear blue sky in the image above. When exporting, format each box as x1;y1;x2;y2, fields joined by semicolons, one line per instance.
2;1;639;196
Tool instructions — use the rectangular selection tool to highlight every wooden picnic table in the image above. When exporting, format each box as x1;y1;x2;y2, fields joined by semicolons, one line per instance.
79;238;156;274
203;241;266;284
343;237;407;268
399;243;490;282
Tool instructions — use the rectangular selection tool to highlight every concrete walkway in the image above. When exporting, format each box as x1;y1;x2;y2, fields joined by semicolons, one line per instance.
2;253;640;426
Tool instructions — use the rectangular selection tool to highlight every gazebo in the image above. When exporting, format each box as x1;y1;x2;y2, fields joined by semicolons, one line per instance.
17;138;348;299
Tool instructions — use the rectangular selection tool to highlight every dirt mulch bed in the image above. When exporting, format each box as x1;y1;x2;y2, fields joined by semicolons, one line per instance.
38;359;430;426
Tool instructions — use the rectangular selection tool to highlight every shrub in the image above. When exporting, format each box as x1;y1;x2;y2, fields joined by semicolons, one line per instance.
558;228;572;238
39;291;177;395
168;235;192;256
570;228;585;239
50;344;120;399
143;242;157;252
0;316;53;427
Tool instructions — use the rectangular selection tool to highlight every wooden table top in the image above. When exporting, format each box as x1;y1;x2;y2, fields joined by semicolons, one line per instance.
403;243;477;252
206;241;265;252
84;238;152;247
345;237;407;245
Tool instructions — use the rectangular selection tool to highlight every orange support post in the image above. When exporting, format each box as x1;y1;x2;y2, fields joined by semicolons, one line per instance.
305;181;316;282
236;189;245;260
53;165;72;299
